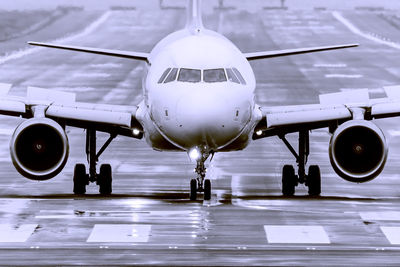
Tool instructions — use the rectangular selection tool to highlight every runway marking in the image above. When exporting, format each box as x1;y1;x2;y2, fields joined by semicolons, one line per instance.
0;11;111;65
273;26;335;30
264;225;330;244
0;224;37;242
87;224;151;243
325;74;363;78
359;211;400;221
90;63;122;69
333;11;400;50
313;63;347;68
380;227;400;245
340;88;384;94
0;128;14;135
72;72;110;78
51;86;95;93
388;130;400;137
101;64;142;102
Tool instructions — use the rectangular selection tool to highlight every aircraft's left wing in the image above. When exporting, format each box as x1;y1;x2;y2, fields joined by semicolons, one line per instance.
253;88;396;139
245;43;358;61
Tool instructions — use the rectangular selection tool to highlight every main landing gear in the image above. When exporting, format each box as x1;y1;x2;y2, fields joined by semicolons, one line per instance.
279;129;321;197
190;151;212;201
73;129;115;195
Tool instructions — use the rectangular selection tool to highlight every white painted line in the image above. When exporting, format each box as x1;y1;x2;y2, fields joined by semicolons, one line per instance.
264;225;330;244
313;63;347;68
51;87;94;93
325;74;363;78
72;72;110;78
87;224;151;243
333;11;400;50
381;227;400;245
231;174;241;197
388;130;400;137
340;88;384;94
90;63;122;68
360;211;400;221
0;224;37;242
0;128;14;135
0;11;111;65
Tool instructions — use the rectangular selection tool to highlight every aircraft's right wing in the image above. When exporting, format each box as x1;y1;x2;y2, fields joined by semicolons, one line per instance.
0;85;143;139
28;42;150;62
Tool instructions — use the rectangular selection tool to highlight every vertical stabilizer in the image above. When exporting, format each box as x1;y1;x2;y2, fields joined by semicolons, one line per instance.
186;0;204;34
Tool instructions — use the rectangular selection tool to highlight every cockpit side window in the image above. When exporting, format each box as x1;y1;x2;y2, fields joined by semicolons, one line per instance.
164;68;178;83
158;68;171;84
178;68;201;83
226;68;240;84
232;68;246;85
204;68;227;83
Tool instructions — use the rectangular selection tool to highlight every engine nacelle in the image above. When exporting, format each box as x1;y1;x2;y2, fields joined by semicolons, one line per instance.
10;118;69;180
329;120;388;183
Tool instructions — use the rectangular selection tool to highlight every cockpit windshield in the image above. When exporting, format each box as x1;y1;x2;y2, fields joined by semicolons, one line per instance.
232;68;246;85
164;68;178;83
204;68;227;83
226;68;240;84
158;68;171;84
158;67;246;85
178;68;201;83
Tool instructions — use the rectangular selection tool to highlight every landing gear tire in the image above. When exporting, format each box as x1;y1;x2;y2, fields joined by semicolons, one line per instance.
204;179;211;200
98;164;112;195
282;164;296;196
307;165;321;196
73;163;87;194
190;179;197;201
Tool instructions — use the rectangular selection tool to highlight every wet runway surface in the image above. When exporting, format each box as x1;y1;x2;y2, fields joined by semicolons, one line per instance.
2;2;400;266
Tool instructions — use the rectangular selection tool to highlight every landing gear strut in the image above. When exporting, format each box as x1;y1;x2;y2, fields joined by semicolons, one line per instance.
190;151;212;201
73;128;115;195
279;129;321;196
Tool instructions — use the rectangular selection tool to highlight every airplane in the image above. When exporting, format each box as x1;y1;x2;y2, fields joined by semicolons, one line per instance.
1;0;398;200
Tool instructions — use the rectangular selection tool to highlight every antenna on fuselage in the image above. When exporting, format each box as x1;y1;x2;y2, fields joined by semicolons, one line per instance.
186;0;204;34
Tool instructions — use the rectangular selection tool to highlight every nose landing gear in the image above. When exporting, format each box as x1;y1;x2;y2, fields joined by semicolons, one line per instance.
189;150;212;201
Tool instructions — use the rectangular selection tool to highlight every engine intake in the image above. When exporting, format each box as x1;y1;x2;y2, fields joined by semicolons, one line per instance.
10;118;69;180
329;120;388;183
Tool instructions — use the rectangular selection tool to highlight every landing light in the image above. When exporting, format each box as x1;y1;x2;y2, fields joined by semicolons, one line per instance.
256;130;262;136
133;128;140;136
189;147;201;161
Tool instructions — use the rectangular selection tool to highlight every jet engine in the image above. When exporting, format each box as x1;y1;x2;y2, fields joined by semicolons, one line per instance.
10;118;69;180
329;120;388;183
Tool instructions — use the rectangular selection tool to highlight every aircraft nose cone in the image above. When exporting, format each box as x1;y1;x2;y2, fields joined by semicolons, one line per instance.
174;92;243;149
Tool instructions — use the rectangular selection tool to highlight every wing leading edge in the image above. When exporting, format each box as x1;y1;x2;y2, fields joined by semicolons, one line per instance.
253;88;400;139
28;42;150;62
244;43;358;61
0;85;143;139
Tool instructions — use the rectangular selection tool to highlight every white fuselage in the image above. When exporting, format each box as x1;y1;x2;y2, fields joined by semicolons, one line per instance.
137;28;261;153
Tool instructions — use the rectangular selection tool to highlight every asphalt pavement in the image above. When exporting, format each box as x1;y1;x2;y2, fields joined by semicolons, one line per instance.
1;3;400;266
